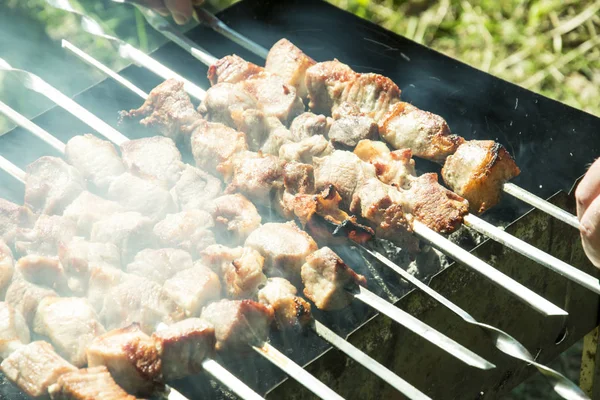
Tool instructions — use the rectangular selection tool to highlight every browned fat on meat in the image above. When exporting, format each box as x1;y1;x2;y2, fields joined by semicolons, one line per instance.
208;54;265;86
48;366;137;400
265;38;317;99
1;341;77;398
258;277;312;330
442;140;521;214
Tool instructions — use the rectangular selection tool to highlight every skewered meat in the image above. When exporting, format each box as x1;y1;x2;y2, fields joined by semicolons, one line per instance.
379;102;464;163
279;135;334;164
63;192;125;236
91;212;156;263
24;156;85;215
87;265;123;314
234;109;270;151
265;38;316;99
208;194;262;245
208;55;264;86
301;247;366;310
200;299;273;351
328;113;379;149
151;318;215;380
260;117;297;156
442;140;521;214
0;302;30;359
258;277;312;329
354;140;415;189
245;222;318;278
86;324;163;396
48;366;136;400
1;341;77;398
15;215;77;258
120;79;202;143
226;151;286;206
289;112;331;140
5;278;58;325
170;165;222;211
282;162;316;195
126;248;193;284
15;255;70;294
120;136;184;187
163;263;221;317
65;134;125;191
221;247;266;299
153;210;216;257
240;75;305;124
106;173;177;222
33;297;106;367
0;241;14;298
0;198;34;246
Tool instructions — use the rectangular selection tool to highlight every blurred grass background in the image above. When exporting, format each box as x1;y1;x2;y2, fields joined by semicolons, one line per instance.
0;0;598;398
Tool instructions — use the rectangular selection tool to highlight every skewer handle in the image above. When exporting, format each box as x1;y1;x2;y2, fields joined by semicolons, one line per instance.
202;358;265;400
0;156;26;183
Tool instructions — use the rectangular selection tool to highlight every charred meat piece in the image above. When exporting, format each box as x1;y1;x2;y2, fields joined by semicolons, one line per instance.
208;194;262;245
226;152;286;206
86;324;163;396
15;255;70;294
170;165;222;212
151;318;216;381
289;112;331;141
153;210;216;258
63;192;125;237
379;102;464;163
258;277;312;330
0;302;30;359
279;135;334;164
1;341;76;398
120;79;202;143
328;113;379;149
200;299;273;351
120;136;184;187
5;278;58;326
265;38;316;99
442;140;521;214
126;248;193;284
208;55;264;86
0;241;14;299
48;366;136;400
163;263;221;317
65;134;125;191
33;297;106;367
15;215;77;258
25;156;85;215
240;75;305;124
301;247;366;310
245;222;318;278
354;140;416;189
0;198;35;246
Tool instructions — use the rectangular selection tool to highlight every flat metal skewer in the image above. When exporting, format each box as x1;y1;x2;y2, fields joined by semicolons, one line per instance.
201;359;266;400
0;156;26;184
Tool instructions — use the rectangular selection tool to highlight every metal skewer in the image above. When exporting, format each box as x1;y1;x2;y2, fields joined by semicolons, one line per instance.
201;359;266;400
0;156;26;184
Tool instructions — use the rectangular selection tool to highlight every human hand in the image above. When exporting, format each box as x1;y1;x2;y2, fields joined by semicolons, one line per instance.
576;157;600;268
138;0;204;25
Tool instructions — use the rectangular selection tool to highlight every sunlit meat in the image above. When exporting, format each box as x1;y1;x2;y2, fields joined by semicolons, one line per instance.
65;134;125;191
170;165;222;211
24;156;85;215
208;194;262;245
120;136;184;187
153;210;216;257
219;247;266;299
1;341;76;398
48;366;136;400
106;173;177;222
86;324;163;396
0;241;14;298
33;297;106;367
328;111;379;149
163;263;221;317
120;79;202;143
279;135;334;164
301;247;367;310
200;299;273;351
226;151;286;206
151;318;216;380
126;248;193;284
379;102;464;163
282;162;316;195
86;265;123;314
5;278;57;326
240;75;305;124
442;140;521;214
15;215;77;258
260;117;297;155
354;140;415;189
0;198;34;246
91;212;156;263
0;302;30;359
289;112;331;140
63;192;125;236
258;277;312;329
265;38;316;99
15;255;70;294
245;222;318;278
208;54;264;86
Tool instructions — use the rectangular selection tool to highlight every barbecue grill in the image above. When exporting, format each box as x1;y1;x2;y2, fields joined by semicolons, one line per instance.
1;0;600;399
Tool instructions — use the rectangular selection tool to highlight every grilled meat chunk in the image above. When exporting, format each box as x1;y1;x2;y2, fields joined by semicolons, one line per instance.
48;366;136;400
25;156;85;215
0;241;14;299
289;112;331;140
87;325;163;396
200;299;273;351
301;247;366;310
442;140;521;214
0;302;30;359
170;165;222;211
33;297;106;367
208;55;264;86
328;113;379;149
63;192;125;236
279;135;334;164
200;82;259;129
121;79;202;143
283;162;316;195
5;278;58;326
126;248;193;284
258;277;312;329
87;265;124;314
151;318;216;380
163;263;221;317
219;247;266;299
15;255;70;294
266;38;316;99
208;194;262;245
15;215;77;258
121;136;184;187
240;75;305;124
260;117;297;156
65;134;125;191
0;199;34;246
226;152;286;206
354;140;415;189
1;341;77;398
379;102;464;163
190;120;248;177
245;222;318;278
153;210;216;257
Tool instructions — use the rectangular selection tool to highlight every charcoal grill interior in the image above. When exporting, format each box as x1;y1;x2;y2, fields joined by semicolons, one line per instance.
1;0;600;398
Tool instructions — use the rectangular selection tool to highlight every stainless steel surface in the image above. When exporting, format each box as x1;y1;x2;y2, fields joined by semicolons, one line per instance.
202;359;266;400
